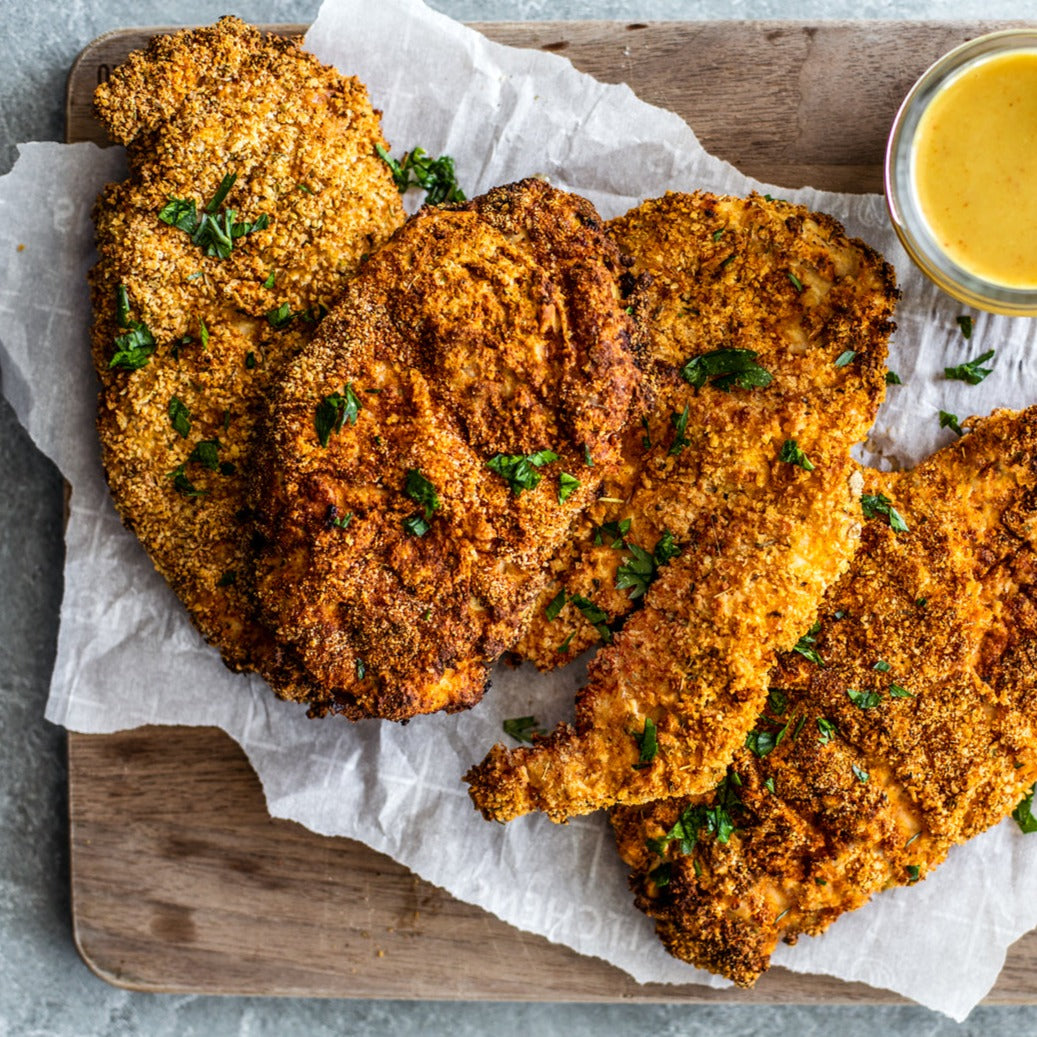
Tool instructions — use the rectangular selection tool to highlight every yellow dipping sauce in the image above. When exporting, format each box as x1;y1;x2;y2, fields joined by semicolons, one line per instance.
913;49;1037;290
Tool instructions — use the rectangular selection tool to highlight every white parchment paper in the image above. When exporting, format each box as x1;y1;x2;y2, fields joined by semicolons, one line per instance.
3;0;1037;1020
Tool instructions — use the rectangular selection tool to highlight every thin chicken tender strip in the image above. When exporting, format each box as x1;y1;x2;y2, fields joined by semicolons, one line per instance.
609;406;1037;987
251;179;645;721
466;192;897;822
90;18;405;700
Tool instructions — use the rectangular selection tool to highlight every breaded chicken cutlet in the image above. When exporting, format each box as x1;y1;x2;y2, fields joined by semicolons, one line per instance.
610;406;1037;986
251;178;645;720
466;192;898;822
90;18;405;698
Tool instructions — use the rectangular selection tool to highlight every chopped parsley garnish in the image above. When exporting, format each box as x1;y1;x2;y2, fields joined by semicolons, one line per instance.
158;172;269;259
956;314;974;339
355;659;366;681
556;630;576;654
404;468;441;520
847;688;882;709
245;351;257;370
834;350;857;368
793;621;824;666
188;439;222;472
402;514;430;537
873;659;891;673
375;144;466;205
641;416;652;451
544;589;566;622
939;410;965;437
558;472;580;503
861;493;908;532
1012;783;1037;834
817;717;838;744
788;272;804;292
594;518;631;549
764;776;777;794
615;530;682;600
168;396;191;439
108;285;156;371
852;763;869;783
570;594;611;642
486;450;558;495
668;405;690;456
767;688;789;715
646;772;742;857
315;384;362;447
266;303;298;330
906;864;921;884
650;863;672;888
885;370;903;385
945;349;995;385
889;682;913;699
583;444;594;467
169;463;206;498
503;715;545;744
327;508;353;530
261;270;276;289
635;717;659;766
745;727;778;758
779;438;815;471
681;348;773;392
216;570;237;587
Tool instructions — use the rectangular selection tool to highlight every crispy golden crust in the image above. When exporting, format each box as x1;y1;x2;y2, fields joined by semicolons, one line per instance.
466;191;898;821
611;407;1037;986
251;179;645;721
90;18;405;693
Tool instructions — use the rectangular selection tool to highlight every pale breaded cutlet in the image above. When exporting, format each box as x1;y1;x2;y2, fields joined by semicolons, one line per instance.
466;191;898;822
90;18;405;696
251;178;646;721
610;406;1037;986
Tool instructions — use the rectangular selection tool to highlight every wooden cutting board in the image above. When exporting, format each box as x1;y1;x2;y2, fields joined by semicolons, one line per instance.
67;19;1037;1003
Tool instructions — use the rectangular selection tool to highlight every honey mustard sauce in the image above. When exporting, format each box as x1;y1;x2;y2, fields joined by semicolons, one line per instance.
913;49;1037;290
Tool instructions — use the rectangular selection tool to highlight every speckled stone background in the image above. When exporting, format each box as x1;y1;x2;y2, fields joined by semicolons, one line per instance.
3;1;1036;1034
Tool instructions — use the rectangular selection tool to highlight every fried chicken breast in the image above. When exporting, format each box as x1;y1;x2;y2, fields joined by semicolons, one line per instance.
466;192;897;821
610;406;1037;986
251;179;645;720
90;18;405;694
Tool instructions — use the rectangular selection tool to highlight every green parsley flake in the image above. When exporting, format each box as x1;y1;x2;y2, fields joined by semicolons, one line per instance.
355;659;366;681
793;621;824;666
834;349;857;368
885;370;903;385
570;594;611;642
681;348;773;392
109;285;156;371
216;570;237;587
402;514;430;537
486;450;559;495
889;682;914;699
315;384;362;447
328;509;353;530
261;270;276;289
767;688;789;715
169;463;206;498
615;530;682;600
158;172;269;259
558;472;580;503
556;630;576;654
188;439;221;472
906;864;921;884
635;717;659;766
956;314;974;339
503;715;545;744
668;405;691;456
1012;783;1037;834
594;518;631;549
788;272;804;292
544;588;566;622
939;410;965;437
375;144;466;205
404;468;441;520
852;763;869;783
873;659;891;673
946;349;995;385
861;493;908;532
168;396;191;439
847;688;882;709
817;717;838;744
764;776;777;794
779;438;815;471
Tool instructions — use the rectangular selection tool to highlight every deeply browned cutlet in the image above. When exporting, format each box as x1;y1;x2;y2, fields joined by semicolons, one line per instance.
251;178;645;721
466;191;898;822
610;406;1037;986
90;18;405;699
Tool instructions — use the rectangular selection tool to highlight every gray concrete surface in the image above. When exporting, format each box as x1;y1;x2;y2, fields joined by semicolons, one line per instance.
3;0;1037;1034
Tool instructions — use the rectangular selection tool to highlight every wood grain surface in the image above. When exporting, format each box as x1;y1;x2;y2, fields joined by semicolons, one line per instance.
67;19;1037;1003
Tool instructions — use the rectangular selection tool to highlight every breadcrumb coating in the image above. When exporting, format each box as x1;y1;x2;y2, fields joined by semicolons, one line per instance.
466;192;898;822
251;178;645;720
90;18;405;694
610;406;1037;986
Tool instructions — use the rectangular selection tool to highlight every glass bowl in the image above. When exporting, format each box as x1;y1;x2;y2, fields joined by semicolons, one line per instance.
884;29;1037;316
